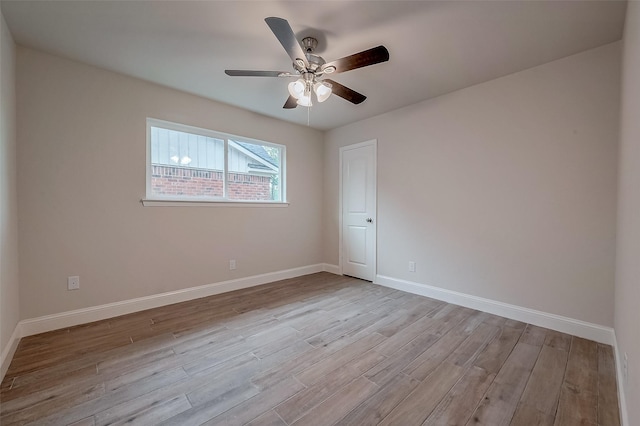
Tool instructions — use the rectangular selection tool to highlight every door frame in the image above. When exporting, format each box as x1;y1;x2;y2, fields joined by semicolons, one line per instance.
339;139;377;280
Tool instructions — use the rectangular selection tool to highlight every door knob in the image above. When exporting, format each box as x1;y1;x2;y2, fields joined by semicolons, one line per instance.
366;218;373;223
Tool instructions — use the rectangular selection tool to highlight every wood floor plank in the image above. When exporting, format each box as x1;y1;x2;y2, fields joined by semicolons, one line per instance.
565;337;598;392
369;294;428;317
95;394;191;426
186;363;260;408
371;315;437;357
375;300;440;337
170;326;241;357
504;319;527;330
244;410;287;426
293;307;359;342
276;309;329;332
473;324;521;373
292;333;386;386
337;373;420;426
105;365;189;396
365;332;441;386
402;312;489;381
515;345;568;417
423;365;495;426
250;344;337;391
597;344;621;426
6;332;176;396
67;417;96;426
275;349;386;424
201;376;305;426
159;383;258;425
544;330;572;352
481;313;508;328
510;403;555;426
261;317;365;385
509;344;568;426
379;361;464;425
554;337;599;426
374;305;471;357
305;311;380;347
181;326;298;376
554;382;598;426
183;349;258;378
98;346;177;377
447;322;500;368
0;382;105;425
0;273;621;426
6;333;133;377
31;352;259;425
290;376;379;426
1;364;99;403
466;342;541;426
519;325;548;347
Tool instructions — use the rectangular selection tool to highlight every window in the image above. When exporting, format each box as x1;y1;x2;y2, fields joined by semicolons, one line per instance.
146;118;285;203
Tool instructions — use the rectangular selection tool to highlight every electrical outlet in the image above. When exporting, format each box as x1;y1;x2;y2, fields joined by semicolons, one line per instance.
229;259;236;270
67;276;80;290
408;261;416;272
624;352;629;384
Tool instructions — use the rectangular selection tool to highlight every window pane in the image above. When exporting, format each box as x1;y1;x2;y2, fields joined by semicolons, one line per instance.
196;136;207;169
150;127;159;164
150;126;224;198
227;140;281;201
147;120;284;202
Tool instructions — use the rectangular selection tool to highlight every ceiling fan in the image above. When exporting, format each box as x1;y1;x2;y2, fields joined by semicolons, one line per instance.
225;17;389;109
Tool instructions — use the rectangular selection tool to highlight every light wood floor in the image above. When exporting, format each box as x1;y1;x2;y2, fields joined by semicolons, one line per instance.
0;273;620;426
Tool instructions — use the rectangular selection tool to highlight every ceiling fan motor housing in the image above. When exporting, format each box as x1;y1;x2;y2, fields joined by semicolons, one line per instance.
293;37;325;73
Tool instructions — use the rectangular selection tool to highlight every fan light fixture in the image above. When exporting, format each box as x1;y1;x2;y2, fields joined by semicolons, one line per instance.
225;18;390;112
287;77;333;107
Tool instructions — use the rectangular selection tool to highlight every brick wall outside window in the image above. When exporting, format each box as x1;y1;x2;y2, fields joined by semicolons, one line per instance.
151;165;272;200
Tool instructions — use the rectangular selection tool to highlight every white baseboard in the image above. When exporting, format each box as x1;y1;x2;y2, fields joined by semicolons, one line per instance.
322;263;341;275
613;334;630;426
375;274;615;345
1;323;22;381
19;264;325;338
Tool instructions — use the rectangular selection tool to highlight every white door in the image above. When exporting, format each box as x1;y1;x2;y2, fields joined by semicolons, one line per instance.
341;141;376;281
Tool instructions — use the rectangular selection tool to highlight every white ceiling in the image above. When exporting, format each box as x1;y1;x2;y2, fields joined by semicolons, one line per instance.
1;1;627;130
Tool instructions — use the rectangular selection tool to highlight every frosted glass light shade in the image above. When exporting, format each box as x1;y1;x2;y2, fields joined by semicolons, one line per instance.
314;82;332;102
288;79;305;99
296;95;312;107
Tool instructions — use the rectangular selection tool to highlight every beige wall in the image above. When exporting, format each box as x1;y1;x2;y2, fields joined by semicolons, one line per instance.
324;43;620;327
615;1;640;423
16;47;324;319
0;12;19;369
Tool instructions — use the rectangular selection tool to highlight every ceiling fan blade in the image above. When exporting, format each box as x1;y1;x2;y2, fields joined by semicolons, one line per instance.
324;79;366;104
265;17;310;69
283;95;298;109
225;70;293;77
322;46;389;74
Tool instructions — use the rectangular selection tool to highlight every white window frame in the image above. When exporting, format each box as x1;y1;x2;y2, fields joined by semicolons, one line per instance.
143;118;287;207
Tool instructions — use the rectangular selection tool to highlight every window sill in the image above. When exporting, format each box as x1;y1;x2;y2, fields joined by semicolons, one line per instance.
141;199;289;207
